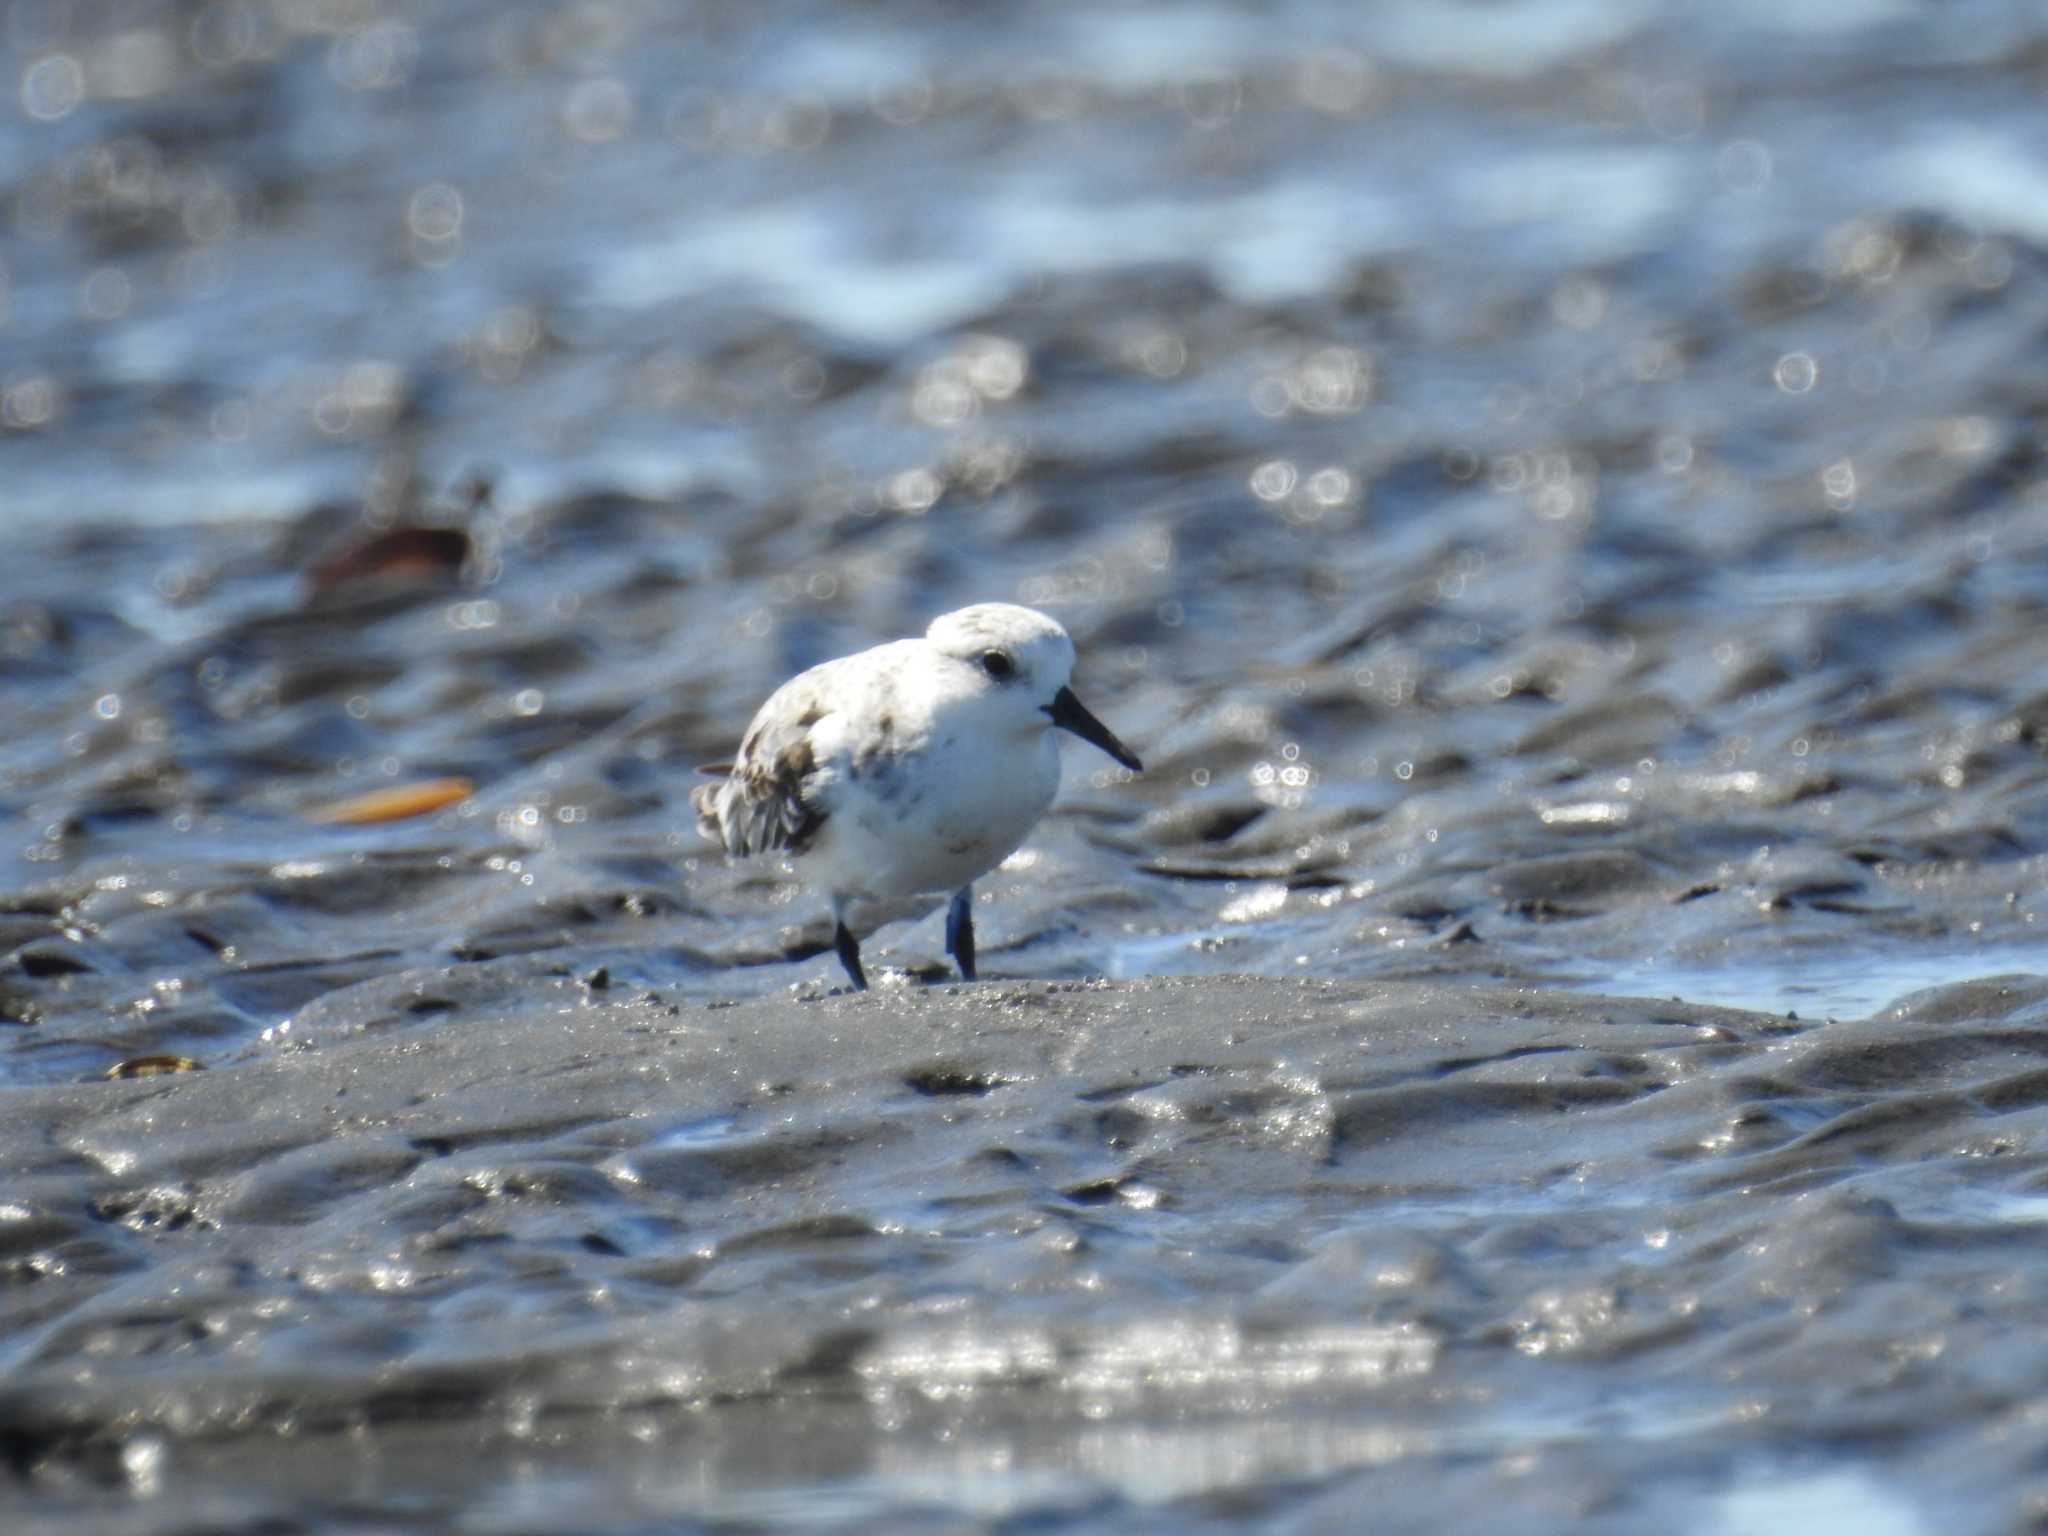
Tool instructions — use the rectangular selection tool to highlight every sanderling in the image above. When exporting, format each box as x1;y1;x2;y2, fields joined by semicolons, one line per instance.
692;603;1143;989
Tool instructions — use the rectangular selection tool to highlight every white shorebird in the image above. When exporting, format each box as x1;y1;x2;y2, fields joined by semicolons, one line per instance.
692;603;1143;989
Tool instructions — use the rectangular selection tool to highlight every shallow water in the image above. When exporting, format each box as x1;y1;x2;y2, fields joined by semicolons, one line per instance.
6;0;2048;1530
1590;945;2048;1019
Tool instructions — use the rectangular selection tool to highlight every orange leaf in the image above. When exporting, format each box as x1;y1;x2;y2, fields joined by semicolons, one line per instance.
311;776;474;825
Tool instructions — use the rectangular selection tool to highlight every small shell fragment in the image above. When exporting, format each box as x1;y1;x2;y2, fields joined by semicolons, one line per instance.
105;1054;204;1079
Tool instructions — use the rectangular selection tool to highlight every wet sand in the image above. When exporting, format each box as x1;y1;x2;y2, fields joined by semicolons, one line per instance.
6;969;2046;1531
11;2;2048;1529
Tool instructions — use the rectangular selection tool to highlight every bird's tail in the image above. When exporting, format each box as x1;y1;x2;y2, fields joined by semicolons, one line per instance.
688;779;729;849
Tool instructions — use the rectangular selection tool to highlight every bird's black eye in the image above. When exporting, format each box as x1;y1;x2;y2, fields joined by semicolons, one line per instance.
980;650;1013;680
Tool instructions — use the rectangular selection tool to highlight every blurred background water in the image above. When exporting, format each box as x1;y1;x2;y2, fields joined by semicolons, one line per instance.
9;1;2048;1530
11;0;2048;528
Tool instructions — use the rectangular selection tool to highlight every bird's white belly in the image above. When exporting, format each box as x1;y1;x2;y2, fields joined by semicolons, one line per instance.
810;733;1059;900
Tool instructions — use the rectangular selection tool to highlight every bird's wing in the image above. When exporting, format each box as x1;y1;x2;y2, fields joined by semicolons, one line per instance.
690;661;853;857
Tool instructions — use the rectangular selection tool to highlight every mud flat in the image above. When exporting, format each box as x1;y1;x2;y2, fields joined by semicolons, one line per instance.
4;968;2045;1532
11;4;2048;1528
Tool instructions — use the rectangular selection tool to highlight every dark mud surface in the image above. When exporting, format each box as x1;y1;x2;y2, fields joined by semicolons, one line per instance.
8;974;2048;1534
8;0;2048;1530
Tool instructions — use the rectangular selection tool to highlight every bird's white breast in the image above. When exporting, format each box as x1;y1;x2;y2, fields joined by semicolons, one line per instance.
802;657;1063;902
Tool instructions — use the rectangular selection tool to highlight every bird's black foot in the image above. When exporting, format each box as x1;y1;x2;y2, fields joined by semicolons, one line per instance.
833;919;868;991
945;886;976;981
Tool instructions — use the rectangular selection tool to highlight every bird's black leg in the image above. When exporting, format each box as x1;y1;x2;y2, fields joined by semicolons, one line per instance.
945;886;976;981
833;918;868;991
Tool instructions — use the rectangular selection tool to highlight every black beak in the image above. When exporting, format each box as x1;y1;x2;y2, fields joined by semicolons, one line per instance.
1045;686;1142;772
